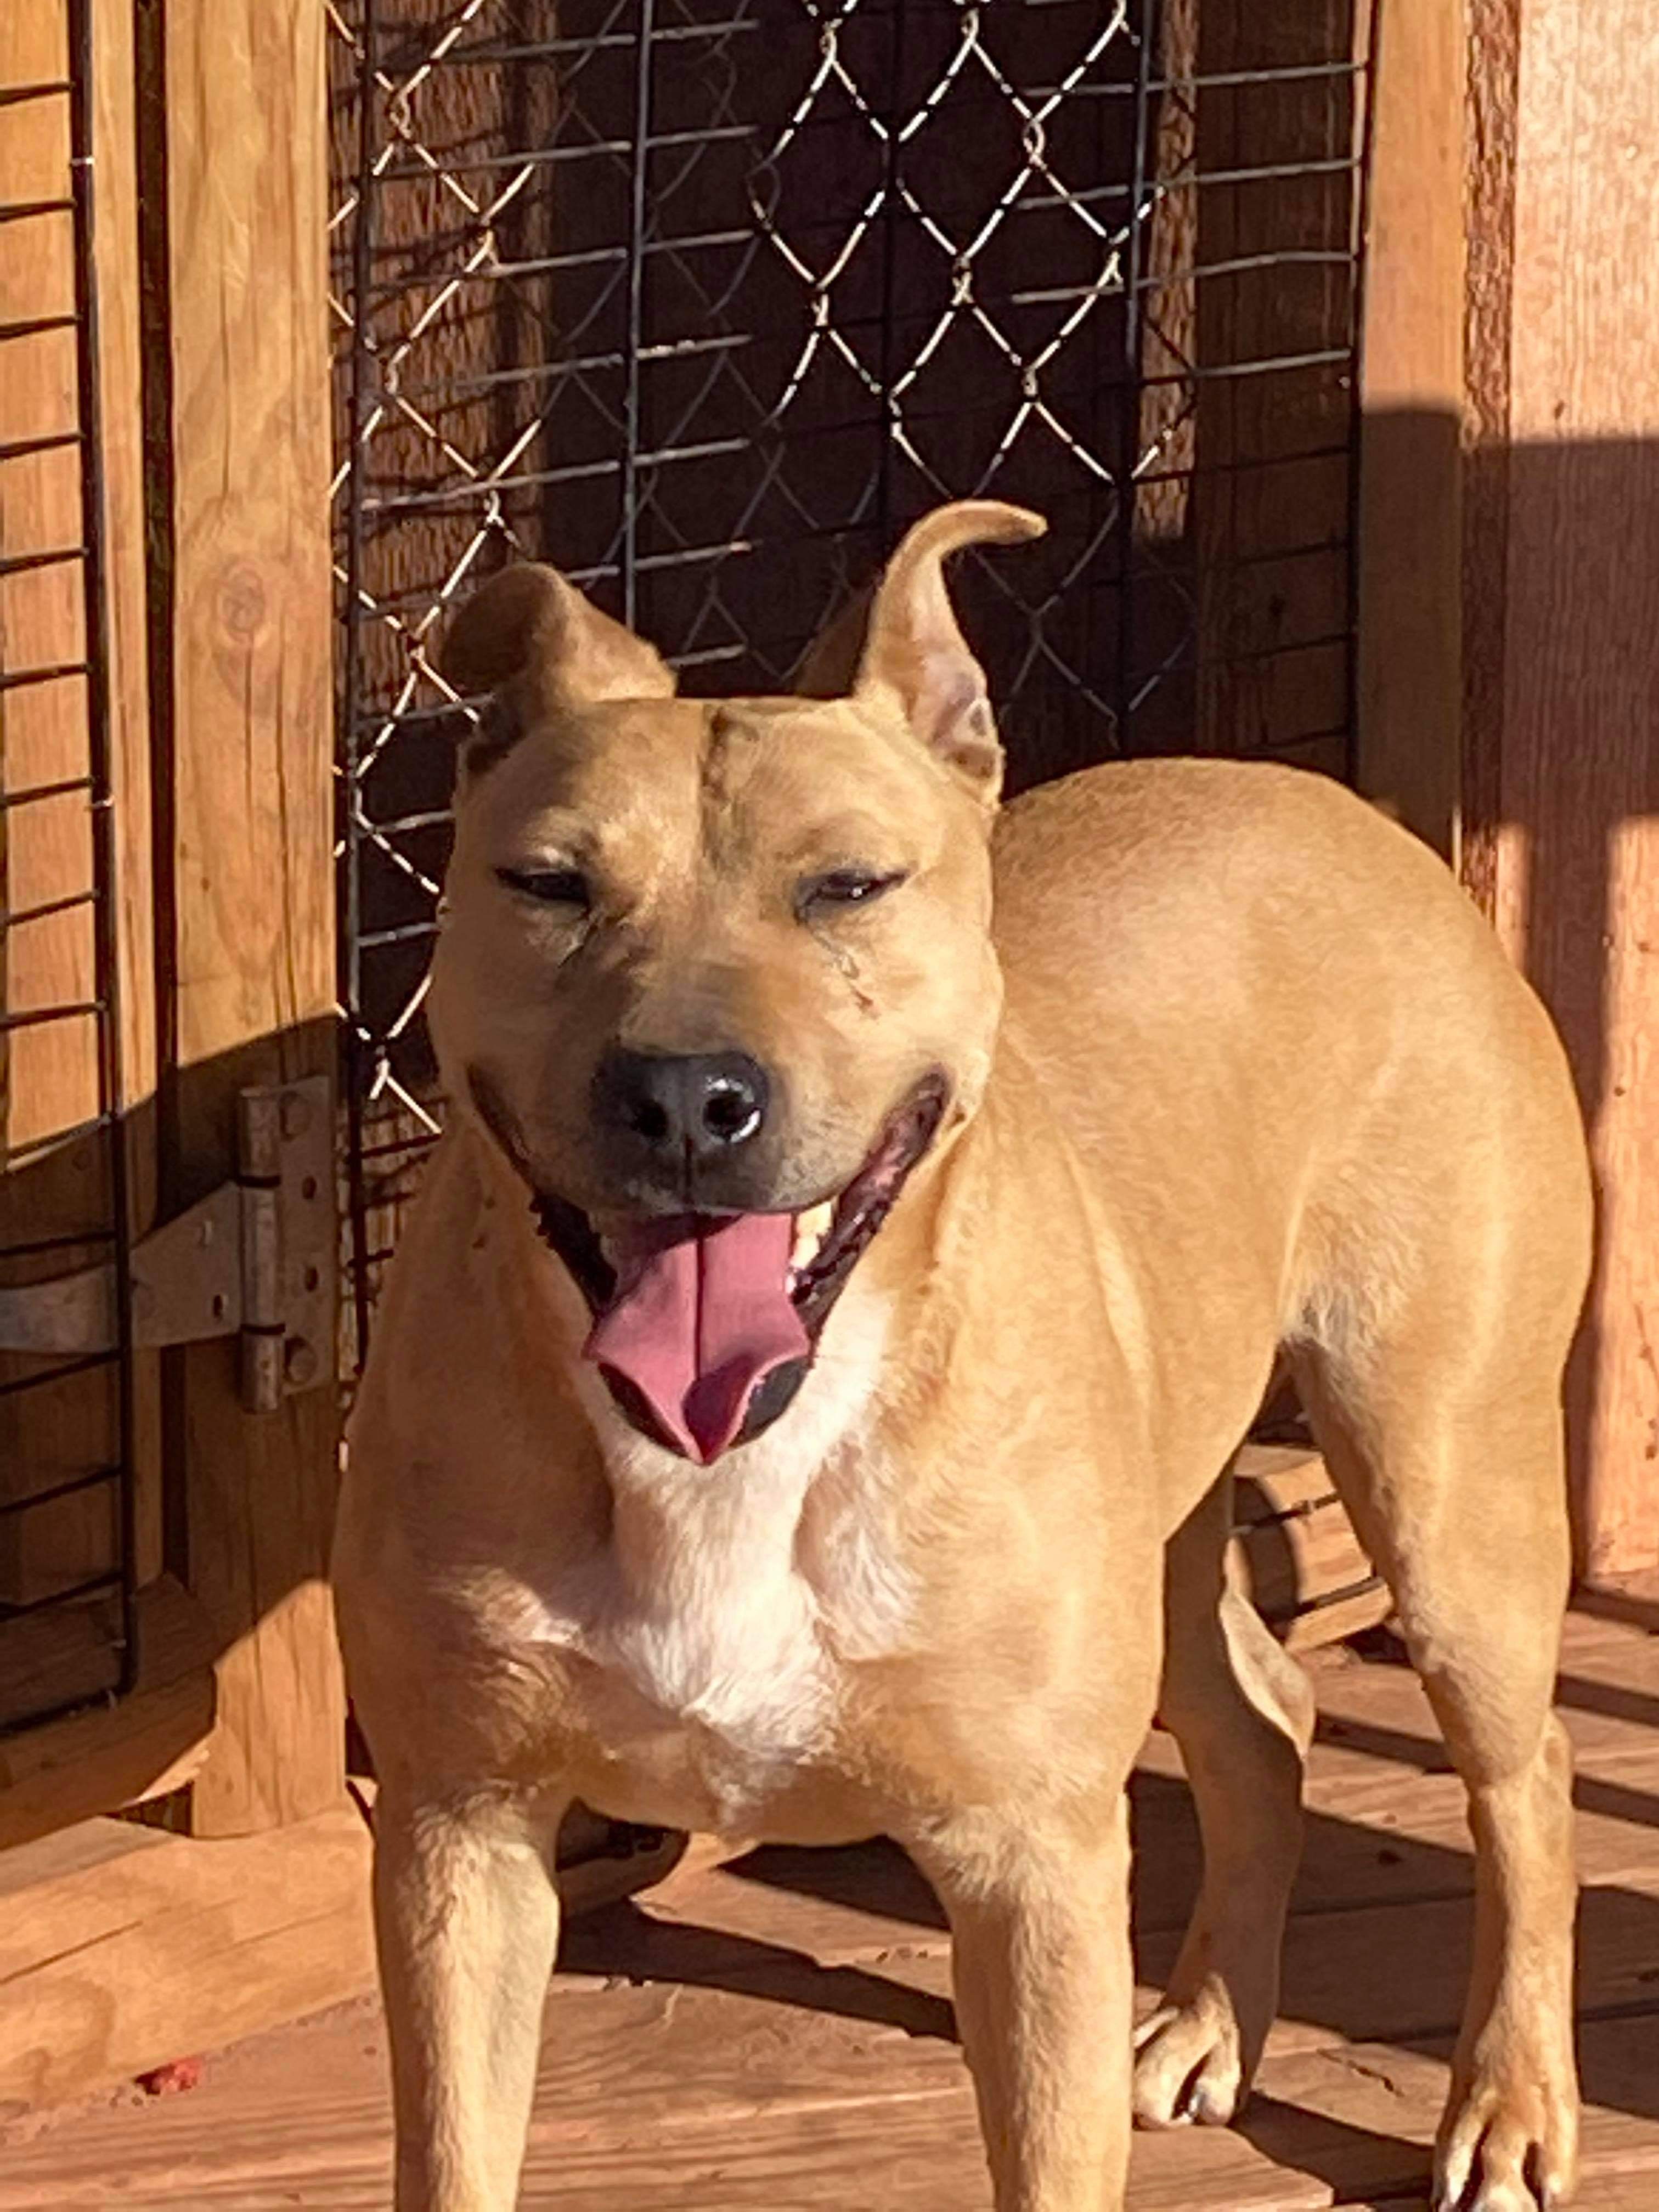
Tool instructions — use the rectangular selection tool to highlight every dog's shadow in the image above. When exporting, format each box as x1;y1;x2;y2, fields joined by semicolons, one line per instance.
556;1742;1659;2200
558;1837;957;2043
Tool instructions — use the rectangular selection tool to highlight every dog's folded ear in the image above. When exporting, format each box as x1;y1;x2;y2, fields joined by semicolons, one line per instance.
438;563;676;769
798;501;1045;803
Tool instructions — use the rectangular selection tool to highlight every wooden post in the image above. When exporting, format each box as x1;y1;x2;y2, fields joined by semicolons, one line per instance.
156;0;344;1831
1354;0;1466;861
1462;0;1659;1579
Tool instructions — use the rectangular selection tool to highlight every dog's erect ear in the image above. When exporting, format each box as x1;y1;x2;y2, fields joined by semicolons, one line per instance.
438;563;675;767
792;581;877;703
805;501;1045;800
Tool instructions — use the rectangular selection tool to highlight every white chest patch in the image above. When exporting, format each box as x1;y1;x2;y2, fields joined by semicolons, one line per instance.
507;1299;913;1781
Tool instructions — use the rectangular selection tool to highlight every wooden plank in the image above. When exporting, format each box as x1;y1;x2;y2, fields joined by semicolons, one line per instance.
1516;0;1659;1581
3;1959;1656;2211
89;0;161;1588
565;1831;1659;2073
0;1980;987;2210
0;1805;374;2114
1307;1609;1659;1779
637;1836;950;1967
565;1870;1659;2189
0;1976;1321;2212
1135;1733;1659;1930
1457;0;1521;942
1358;2194;1655;2212
1355;0;1465;860
0;1575;216;1847
0;1796;697;2124
158;0;342;1833
1220;2012;1659;2211
1231;1443;1390;1651
1461;0;1659;1577
0;3;99;1162
1232;1865;1659;2066
608;1723;1659;1991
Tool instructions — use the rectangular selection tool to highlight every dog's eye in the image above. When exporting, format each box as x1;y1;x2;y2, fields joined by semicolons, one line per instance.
496;866;590;909
798;868;906;916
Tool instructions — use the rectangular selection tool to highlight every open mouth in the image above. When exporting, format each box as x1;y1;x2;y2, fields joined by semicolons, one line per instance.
526;1072;950;1464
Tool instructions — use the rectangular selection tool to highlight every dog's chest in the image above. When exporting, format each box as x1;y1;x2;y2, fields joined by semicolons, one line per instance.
504;1449;914;1830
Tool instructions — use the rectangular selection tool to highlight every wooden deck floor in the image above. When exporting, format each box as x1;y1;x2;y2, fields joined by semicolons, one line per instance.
4;1592;1658;2210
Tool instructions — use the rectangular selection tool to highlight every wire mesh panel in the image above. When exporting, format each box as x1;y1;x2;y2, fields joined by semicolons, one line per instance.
330;0;1371;1344
0;0;137;1733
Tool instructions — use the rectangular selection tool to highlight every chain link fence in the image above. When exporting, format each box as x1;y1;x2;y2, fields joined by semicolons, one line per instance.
330;0;1372;1348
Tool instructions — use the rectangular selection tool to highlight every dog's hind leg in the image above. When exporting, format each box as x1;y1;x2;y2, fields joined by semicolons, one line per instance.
1133;1472;1314;2130
373;1782;566;2211
1294;1344;1579;2212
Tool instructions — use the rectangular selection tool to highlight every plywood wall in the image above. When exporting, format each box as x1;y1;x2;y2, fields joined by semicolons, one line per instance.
1461;0;1659;1578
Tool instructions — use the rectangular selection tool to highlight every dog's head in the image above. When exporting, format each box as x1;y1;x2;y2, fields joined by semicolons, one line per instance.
429;500;1044;1463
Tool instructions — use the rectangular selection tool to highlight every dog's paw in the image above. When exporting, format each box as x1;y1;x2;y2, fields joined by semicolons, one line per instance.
1131;1992;1246;2131
1432;2063;1578;2211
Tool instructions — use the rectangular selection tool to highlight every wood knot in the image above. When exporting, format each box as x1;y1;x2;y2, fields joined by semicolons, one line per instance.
217;560;269;645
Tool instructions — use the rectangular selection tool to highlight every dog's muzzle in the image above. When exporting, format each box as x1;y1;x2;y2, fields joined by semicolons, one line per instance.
469;1064;949;1463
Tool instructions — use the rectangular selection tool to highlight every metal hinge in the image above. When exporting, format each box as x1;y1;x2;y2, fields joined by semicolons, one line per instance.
0;1075;336;1413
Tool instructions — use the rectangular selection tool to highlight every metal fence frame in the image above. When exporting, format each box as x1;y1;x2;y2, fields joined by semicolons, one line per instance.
0;0;137;1735
329;0;1374;1350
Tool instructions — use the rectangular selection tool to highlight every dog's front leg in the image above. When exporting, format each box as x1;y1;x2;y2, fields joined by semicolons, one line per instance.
373;1782;566;2212
922;1792;1135;2212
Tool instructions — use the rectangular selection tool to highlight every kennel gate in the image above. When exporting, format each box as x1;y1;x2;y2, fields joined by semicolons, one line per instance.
329;0;1374;1351
0;0;138;1736
0;0;1374;1742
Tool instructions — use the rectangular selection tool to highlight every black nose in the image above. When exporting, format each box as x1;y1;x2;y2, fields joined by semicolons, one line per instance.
593;1048;770;1161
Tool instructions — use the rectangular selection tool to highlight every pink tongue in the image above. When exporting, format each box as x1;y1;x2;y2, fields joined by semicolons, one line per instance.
584;1213;810;1463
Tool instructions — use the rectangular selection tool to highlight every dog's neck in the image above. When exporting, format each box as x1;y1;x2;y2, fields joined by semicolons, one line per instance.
469;1155;925;1726
449;1077;1070;1729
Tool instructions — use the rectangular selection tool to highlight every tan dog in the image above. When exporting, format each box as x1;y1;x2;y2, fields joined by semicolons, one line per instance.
333;501;1592;2212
